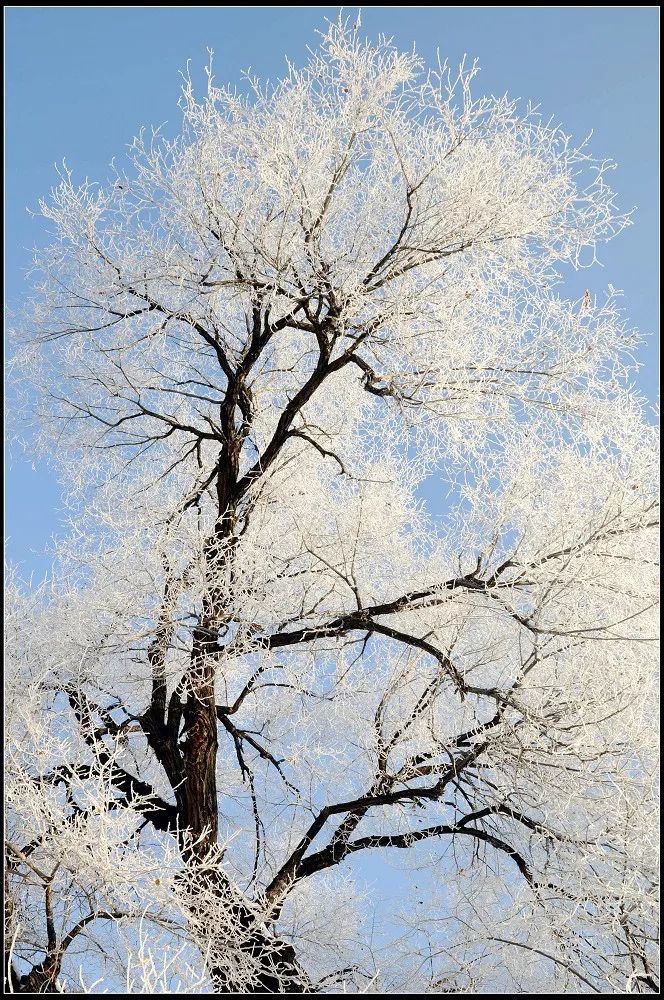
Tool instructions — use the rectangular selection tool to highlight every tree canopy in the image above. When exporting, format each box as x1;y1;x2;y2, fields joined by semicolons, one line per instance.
5;17;659;994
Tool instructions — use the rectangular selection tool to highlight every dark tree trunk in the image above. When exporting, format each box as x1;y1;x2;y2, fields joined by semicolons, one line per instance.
182;625;220;858
178;864;311;993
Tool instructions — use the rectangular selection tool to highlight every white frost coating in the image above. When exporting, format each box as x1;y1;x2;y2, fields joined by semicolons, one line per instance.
6;15;658;995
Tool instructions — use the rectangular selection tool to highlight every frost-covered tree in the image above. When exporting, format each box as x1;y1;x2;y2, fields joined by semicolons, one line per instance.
5;17;659;994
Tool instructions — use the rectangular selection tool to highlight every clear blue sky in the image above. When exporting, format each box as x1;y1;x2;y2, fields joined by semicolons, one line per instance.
5;6;659;576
